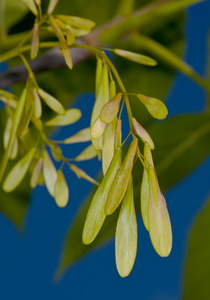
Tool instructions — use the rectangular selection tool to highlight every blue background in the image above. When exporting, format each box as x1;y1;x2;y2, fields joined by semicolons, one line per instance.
0;1;210;299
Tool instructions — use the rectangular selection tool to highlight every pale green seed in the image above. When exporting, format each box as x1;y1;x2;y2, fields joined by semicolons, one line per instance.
137;94;168;120
54;170;69;207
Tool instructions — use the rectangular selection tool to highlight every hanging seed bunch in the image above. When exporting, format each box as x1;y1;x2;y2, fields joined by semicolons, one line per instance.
0;0;172;278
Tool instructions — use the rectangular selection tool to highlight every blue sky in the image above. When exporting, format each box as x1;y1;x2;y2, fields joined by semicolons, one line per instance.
0;1;210;299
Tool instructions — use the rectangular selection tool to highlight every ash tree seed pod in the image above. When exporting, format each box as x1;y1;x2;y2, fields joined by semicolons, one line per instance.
3;118;19;159
66;28;75;46
91;116;107;140
148;166;172;257
56;15;95;30
21;0;38;15
3;147;37;192
75;144;98;161
31;23;39;60
54;170;69;207
63;127;91;144
82;148;121;245
38;88;65;115
69;164;99;185
105;138;138;215
45;109;81;126
43;149;57;197
100;93;122;123
115;177;137;278
30;158;43;188
141;143;155;230
49;142;63;162
114;119;122;150
137;94;168;120
47;0;59;14
33;88;42;118
49;15;73;69
113;49;157;66
132;117;154;150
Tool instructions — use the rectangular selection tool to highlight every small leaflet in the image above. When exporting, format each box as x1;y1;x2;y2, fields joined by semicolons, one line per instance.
137;94;168;120
3;147;36;192
105;138;138;215
38;88;65;115
43;149;57;197
82;148;121;244
115;177;137;277
63;127;91;144
133;117;154;150
75;144;98;161
45;109;81;126
100;93;122;123
54;170;69;207
114;49;157;66
30;158;43;188
148;166;172;257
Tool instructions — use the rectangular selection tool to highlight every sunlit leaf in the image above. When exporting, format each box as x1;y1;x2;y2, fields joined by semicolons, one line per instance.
91;116;107;140
54;170;69;207
133;117;154;150
114;49;157;66
3;147;36;192
75;144;98;161
63;127;91;144
43;149;57;197
105;138;138;215
38;88;65;115
100;93;122;123
30;158;43;188
45;109;81;126
148;166;172;257
137;94;168;120
115;177;137;277
69;164;99;185
82;148;121;244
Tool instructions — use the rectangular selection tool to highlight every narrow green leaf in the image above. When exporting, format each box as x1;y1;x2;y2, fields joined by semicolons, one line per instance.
137;94;168;120
105;138;138;215
75;144;98;161
0;88;27;182
100;93;122;123
43;149;57;197
182;197;210;300
133;117;154;150
91;116;107;140
38;88;65;115
3;147;36;192
148;166;172;257
63;127;91;144
30;158;43;188
47;0;58;14
69;164;99;186
115;177;137;277
82;148;121;244
54;170;69;207
45;109;81;126
114;49;157;66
